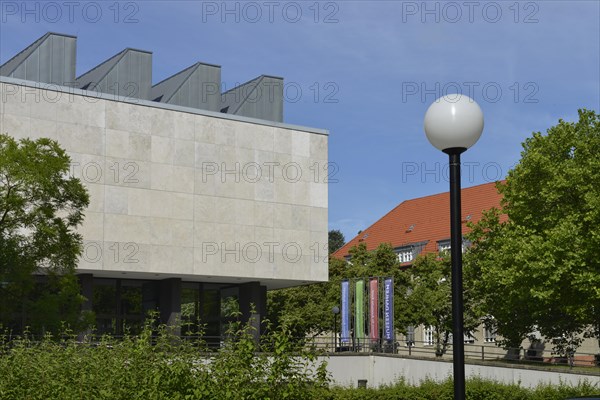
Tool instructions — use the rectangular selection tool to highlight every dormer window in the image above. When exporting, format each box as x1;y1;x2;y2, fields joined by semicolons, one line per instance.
438;240;451;253
396;246;414;263
437;239;471;253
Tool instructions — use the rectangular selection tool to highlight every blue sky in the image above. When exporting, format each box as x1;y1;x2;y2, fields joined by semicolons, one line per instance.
1;1;599;242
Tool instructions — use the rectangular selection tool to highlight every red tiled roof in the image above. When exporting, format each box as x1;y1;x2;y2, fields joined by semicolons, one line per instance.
333;181;506;259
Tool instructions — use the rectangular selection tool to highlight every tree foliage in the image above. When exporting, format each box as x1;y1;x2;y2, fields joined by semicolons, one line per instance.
465;109;600;352
0;315;330;400
465;209;539;349
267;268;337;339
2;318;596;399
0;134;90;334
268;241;486;352
328;229;346;255
267;243;409;339
403;253;482;356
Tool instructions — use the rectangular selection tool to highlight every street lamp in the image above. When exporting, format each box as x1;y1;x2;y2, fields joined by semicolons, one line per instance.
332;306;340;351
424;95;484;400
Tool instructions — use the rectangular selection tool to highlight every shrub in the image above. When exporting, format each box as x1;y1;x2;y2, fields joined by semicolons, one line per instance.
0;317;329;400
324;377;598;400
0;320;597;399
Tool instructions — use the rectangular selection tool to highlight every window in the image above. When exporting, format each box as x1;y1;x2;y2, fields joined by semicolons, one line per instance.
484;326;497;343
437;239;470;253
406;326;415;346
396;247;414;263
181;283;222;338
399;250;413;263
92;278;153;335
438;240;451;253
448;332;475;344
424;326;434;346
464;331;475;344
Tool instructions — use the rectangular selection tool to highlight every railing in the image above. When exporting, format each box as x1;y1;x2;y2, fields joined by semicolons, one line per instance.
298;336;600;369
2;332;598;370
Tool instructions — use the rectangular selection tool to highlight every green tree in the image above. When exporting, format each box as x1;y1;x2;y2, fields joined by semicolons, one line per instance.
466;109;600;354
268;241;491;355
346;243;412;337
328;229;345;254
267;255;354;339
0;134;90;334
267;275;336;339
405;253;481;356
465;208;538;350
267;243;409;340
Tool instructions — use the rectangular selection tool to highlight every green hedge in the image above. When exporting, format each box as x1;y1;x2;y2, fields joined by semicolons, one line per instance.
321;378;598;400
0;321;597;399
0;319;329;400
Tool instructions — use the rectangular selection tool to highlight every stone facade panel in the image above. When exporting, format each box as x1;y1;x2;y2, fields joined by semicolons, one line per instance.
1;81;328;287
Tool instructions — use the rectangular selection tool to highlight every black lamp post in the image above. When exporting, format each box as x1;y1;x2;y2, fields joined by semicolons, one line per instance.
332;306;340;351
424;95;484;400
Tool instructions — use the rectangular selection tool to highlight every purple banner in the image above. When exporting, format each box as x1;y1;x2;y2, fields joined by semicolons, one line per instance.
383;278;394;341
341;280;350;343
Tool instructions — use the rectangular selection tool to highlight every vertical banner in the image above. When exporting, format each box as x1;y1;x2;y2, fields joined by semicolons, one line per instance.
383;278;394;341
341;280;350;343
355;280;365;343
369;278;379;342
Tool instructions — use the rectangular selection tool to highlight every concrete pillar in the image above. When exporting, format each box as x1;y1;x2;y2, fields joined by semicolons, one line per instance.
239;282;267;340
159;278;181;335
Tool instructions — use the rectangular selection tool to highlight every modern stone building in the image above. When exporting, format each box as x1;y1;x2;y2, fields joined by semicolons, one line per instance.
0;32;329;337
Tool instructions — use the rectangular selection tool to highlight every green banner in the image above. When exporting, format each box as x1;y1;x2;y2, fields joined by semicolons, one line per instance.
355;280;365;342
